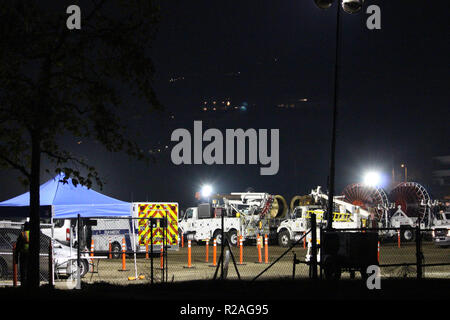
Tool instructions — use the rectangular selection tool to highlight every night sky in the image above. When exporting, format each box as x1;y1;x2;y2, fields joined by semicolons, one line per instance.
0;0;448;209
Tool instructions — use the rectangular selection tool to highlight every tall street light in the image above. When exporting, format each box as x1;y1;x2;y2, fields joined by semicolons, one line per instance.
313;0;364;230
401;163;407;182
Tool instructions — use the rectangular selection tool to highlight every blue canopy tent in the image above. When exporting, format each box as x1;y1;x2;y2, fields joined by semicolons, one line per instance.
0;174;131;218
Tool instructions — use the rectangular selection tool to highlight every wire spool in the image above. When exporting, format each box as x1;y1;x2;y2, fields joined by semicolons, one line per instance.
342;183;389;219
290;195;315;211
389;182;431;219
269;195;288;219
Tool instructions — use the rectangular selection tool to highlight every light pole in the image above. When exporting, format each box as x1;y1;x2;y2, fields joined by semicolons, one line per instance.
401;163;407;182
313;0;364;230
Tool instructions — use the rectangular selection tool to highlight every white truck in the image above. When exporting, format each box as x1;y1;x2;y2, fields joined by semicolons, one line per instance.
277;186;370;248
431;209;450;247
179;193;275;246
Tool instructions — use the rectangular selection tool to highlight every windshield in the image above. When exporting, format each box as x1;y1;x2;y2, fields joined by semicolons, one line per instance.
184;208;193;219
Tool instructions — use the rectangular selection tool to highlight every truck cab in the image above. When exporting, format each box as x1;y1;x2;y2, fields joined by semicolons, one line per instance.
178;205;241;245
431;210;450;247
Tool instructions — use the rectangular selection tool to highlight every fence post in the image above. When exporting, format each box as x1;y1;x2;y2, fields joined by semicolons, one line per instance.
160;246;164;270
76;214;81;290
12;243;18;287
48;241;54;289
310;213;318;280
416;226;423;279
150;219;153;284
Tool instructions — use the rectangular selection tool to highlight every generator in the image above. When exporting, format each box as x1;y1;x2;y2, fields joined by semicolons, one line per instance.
321;231;378;280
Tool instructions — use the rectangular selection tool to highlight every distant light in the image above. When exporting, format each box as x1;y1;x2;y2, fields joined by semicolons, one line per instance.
201;185;213;198
226;101;231;106
363;171;381;187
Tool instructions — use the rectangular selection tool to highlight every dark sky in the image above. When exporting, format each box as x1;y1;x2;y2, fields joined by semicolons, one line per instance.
0;0;448;208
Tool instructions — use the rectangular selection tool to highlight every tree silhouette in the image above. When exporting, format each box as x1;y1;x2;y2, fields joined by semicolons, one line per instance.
0;0;161;288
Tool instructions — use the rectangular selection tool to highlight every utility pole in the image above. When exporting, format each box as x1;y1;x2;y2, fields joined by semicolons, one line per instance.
326;2;342;230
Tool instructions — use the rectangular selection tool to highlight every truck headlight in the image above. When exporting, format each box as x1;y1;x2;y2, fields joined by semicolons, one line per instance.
432;230;435;237
447;229;450;237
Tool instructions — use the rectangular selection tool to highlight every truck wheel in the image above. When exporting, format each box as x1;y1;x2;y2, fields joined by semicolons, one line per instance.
213;230;222;245
228;230;238;246
111;242;121;259
80;260;89;278
401;229;415;242
278;230;291;247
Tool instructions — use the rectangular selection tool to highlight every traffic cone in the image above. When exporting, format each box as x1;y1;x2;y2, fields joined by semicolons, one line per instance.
90;239;94;272
237;235;246;265
209;238;217;267
255;235;263;264
205;239;209;263
397;230;401;248
303;232;306;249
108;239;112;259
160;246;164;270
183;240;195;268
145;242;149;260
118;237;128;271
264;234;269;264
377;241;380;262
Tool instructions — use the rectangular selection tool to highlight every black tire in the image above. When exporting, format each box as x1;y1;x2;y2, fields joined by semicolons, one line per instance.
228;230;238;246
111;242;122;259
213;230;222;245
401;229;415;242
0;258;7;279
278;230;291;247
80;260;89;278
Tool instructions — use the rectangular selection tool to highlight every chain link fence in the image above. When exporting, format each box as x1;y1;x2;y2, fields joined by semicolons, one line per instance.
1;218;448;289
0;221;52;286
62;217;450;287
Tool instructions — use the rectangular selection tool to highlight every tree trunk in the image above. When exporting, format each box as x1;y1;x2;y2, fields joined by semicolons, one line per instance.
27;131;41;288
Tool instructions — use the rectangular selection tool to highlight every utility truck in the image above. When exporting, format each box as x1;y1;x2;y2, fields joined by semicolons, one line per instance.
431;206;450;248
179;193;276;246
277;186;370;248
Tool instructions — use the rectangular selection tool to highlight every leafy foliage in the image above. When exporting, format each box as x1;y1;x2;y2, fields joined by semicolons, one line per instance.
0;0;161;187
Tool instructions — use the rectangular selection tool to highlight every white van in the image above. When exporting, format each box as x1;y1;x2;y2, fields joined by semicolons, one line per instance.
43;218;133;259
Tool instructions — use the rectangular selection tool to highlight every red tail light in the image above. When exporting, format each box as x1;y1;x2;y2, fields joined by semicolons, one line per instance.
66;228;70;241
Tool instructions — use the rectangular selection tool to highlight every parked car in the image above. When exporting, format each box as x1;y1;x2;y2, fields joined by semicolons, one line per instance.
0;227;89;281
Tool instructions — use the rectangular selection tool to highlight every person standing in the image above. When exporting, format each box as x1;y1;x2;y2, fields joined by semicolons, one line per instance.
15;222;31;287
